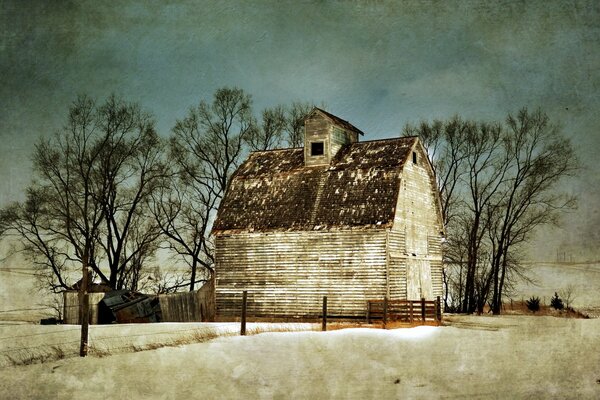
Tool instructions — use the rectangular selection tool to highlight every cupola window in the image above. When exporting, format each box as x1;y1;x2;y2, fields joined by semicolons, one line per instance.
311;142;324;156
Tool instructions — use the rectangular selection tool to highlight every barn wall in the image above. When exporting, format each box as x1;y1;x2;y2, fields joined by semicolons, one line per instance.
391;141;444;301
429;234;444;301
387;229;407;300
215;229;388;318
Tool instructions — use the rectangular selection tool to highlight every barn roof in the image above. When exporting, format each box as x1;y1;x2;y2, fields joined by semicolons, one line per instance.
312;107;365;136
212;137;418;234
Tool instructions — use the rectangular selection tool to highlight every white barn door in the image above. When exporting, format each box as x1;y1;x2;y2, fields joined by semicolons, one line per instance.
406;259;433;300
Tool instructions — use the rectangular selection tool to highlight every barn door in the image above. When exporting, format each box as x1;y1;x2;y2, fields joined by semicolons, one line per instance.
406;259;433;300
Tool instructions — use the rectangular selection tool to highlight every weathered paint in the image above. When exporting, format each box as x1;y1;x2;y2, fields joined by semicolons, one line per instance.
215;230;388;318
159;278;215;322
63;292;105;325
390;142;444;303
213;110;444;319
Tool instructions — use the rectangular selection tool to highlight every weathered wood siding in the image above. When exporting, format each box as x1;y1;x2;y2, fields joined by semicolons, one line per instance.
390;142;444;301
159;278;215;322
429;234;444;302
304;112;331;166
304;111;359;167
63;292;106;325
215;230;388;318
330;126;358;158
387;230;407;300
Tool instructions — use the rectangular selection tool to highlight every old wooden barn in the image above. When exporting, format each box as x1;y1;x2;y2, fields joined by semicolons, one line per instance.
212;108;444;319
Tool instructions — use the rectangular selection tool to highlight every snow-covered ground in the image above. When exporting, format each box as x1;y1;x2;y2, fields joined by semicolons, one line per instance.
1;315;599;399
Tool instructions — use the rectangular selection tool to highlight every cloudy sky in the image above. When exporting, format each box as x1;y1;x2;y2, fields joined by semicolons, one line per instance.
1;0;599;259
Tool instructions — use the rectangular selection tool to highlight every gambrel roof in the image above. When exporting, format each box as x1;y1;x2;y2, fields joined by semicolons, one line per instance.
212;136;418;233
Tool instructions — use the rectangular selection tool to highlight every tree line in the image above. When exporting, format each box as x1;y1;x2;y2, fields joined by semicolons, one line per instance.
0;88;578;315
0;88;317;294
403;110;578;314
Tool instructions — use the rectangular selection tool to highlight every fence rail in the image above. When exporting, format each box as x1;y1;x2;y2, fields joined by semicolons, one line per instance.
366;297;442;324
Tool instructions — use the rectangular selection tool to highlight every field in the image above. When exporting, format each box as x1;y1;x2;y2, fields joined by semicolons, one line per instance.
1;262;599;398
0;316;599;399
509;262;600;318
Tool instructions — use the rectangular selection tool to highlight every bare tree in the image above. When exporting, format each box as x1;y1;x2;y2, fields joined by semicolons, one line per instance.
487;108;578;314
559;284;577;309
0;95;165;292
284;102;316;147
93;96;166;289
247;105;286;151
410;109;578;314
158;87;254;291
460;121;511;313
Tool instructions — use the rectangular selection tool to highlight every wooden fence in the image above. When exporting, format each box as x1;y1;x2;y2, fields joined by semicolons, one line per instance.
236;294;442;332
63;279;215;324
366;297;442;325
159;278;215;322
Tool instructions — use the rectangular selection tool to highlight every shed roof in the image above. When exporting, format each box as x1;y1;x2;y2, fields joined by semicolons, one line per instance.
212;137;418;234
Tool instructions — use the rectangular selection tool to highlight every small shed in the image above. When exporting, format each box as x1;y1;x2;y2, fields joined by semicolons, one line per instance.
212;108;444;319
62;278;215;324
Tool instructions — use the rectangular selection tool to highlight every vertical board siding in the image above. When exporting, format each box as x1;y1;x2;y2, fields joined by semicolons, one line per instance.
63;292;106;325
390;142;444;303
429;235;444;301
215;230;388;318
387;230;407;300
159;278;215;322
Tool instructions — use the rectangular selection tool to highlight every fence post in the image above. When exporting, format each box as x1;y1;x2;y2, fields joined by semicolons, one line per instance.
383;297;388;328
240;291;247;336
366;301;371;324
79;293;89;357
322;296;328;331
436;296;442;322
421;297;426;322
409;301;414;323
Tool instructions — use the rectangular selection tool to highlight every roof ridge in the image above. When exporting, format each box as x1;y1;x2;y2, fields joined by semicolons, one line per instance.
352;136;417;144
312;107;365;135
250;146;302;154
249;136;416;156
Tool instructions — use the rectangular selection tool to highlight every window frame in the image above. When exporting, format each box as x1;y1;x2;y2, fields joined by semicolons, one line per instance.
311;141;325;157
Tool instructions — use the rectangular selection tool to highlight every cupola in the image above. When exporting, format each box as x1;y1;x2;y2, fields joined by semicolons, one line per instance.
303;108;364;166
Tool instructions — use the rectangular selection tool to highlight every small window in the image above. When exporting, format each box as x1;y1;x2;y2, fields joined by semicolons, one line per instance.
412;151;417;164
311;142;324;156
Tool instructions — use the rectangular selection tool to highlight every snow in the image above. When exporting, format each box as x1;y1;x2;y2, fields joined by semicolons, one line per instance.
1;316;599;399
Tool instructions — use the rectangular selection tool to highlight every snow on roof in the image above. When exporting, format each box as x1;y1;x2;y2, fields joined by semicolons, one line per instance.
212;137;417;233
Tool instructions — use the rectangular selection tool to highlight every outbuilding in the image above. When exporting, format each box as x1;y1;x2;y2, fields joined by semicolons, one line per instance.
212;108;444;319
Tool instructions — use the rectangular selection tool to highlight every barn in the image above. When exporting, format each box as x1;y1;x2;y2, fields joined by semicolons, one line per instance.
212;108;444;319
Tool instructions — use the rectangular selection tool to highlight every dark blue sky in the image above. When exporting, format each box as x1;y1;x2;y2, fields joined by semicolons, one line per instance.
1;0;599;258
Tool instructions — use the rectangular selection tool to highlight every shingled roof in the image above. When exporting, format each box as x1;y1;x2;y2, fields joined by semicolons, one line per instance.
212;137;418;233
313;107;365;136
